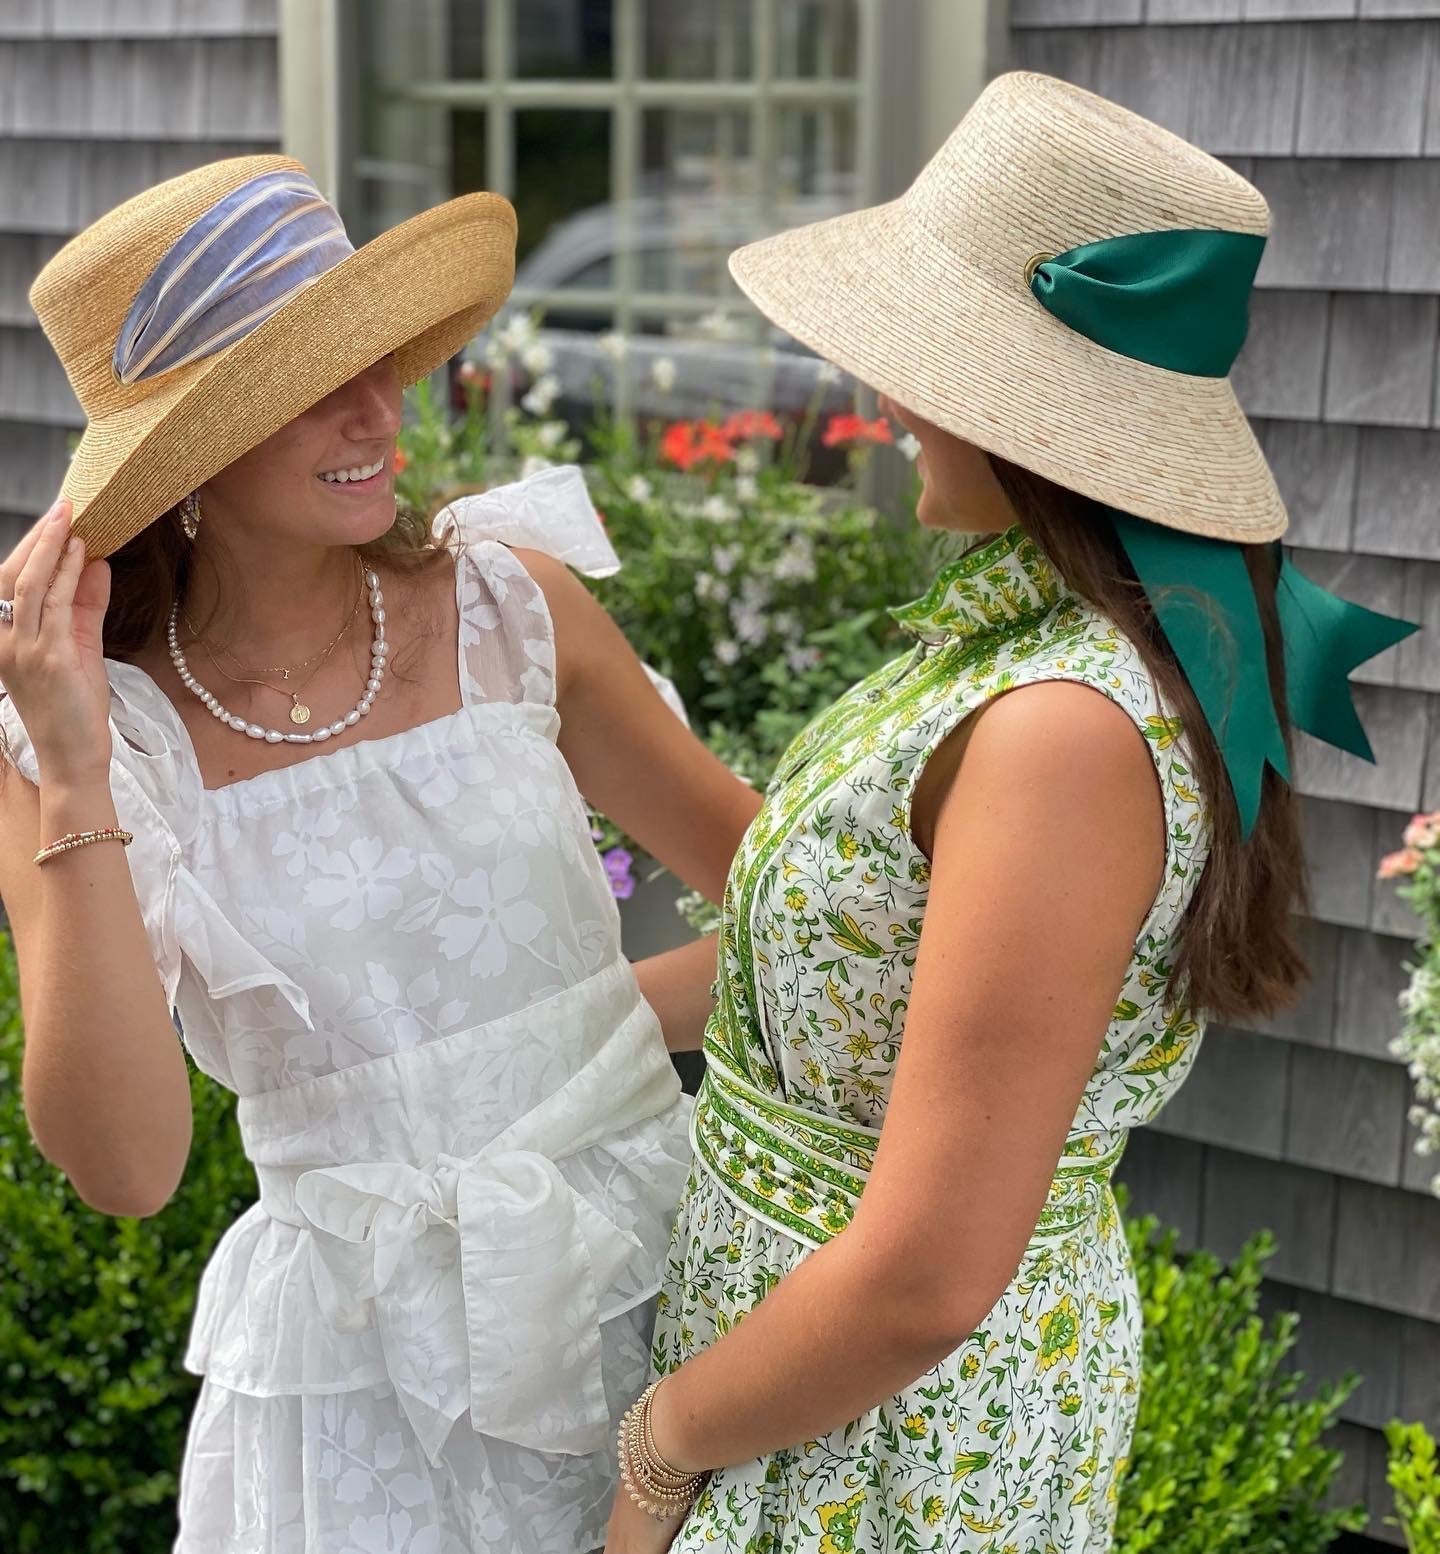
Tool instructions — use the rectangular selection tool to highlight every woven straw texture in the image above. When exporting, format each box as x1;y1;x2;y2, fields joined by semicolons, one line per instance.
29;155;517;559
730;71;1288;543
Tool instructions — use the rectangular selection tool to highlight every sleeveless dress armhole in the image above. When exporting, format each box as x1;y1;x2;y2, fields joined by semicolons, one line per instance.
0;671;311;1030
892;636;1204;945
435;464;688;723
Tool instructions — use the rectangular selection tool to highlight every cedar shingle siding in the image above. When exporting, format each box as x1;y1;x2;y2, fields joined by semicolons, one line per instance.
1010;5;1440;1538
0;0;280;540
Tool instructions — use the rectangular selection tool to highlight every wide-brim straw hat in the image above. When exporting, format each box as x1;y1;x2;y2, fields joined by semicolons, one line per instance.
30;154;517;559
729;71;1286;544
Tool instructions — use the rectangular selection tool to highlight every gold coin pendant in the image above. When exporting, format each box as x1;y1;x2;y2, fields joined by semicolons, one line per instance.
289;702;311;726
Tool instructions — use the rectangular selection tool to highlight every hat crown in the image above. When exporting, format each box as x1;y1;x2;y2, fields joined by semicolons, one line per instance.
907;72;1268;283
30;154;311;420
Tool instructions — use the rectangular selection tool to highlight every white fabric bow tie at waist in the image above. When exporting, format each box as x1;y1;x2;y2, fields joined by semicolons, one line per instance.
290;1146;640;1465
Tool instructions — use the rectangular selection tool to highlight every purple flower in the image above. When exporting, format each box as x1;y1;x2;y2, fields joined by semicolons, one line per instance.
603;846;636;901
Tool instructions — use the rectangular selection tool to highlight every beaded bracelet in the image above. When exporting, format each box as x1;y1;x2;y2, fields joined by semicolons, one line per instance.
617;1380;708;1522
33;827;133;867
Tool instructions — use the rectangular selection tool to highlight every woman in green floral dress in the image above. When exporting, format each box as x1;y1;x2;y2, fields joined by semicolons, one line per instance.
604;72;1413;1554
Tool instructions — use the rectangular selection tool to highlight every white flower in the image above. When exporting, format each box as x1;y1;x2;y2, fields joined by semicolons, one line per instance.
739;574;773;610
626;474;654;502
436;857;547;979
772;611;800;640
599;331;629;362
774;535;816;583
898;432;922;462
696;308;739;341
521;340;555;375
700;494;737;523
730;602;769;646
520;454;555;478
652;356;678;393
786;644;822;674
735;447;762;475
714;639;742;666
500;313;536;353
694;571;728;604
484;338;509;369
712;544;742;577
816;360;843;385
735;474;760;502
536;419;567;450
521;374;561;416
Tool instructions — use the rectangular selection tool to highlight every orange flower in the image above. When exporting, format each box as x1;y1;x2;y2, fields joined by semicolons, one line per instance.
821;414;894;449
722;409;784;441
392;447;408;473
660;420;735;471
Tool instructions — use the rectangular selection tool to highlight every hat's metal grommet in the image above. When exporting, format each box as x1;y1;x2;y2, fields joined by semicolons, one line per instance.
1024;251;1055;287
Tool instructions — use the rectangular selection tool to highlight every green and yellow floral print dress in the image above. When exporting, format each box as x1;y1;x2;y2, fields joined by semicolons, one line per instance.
653;525;1211;1554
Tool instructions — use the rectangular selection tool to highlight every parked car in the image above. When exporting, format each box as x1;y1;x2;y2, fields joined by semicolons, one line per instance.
469;196;858;422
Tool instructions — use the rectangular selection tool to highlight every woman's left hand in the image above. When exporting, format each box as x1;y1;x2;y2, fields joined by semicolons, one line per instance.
602;1490;690;1554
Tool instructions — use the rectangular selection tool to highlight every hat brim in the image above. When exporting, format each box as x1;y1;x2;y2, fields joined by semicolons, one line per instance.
729;198;1287;544
65;191;518;558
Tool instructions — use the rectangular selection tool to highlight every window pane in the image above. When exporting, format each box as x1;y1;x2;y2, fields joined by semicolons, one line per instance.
775;104;858;210
775;0;859;80
352;0;456;241
514;0;615;80
642;107;754;202
445;0;487;78
645;0;753;80
512;109;613;266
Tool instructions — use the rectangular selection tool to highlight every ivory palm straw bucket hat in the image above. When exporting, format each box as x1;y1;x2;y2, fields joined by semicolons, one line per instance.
730;71;1421;840
729;70;1284;544
30;154;517;559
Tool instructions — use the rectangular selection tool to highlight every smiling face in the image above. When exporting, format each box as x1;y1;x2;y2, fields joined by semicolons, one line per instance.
878;393;1020;537
197;356;403;549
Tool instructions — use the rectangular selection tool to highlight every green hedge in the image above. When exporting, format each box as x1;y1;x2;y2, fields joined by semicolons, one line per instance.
0;932;1363;1550
0;933;255;1554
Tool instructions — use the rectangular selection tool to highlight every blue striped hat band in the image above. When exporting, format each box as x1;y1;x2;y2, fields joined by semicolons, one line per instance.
113;169;354;385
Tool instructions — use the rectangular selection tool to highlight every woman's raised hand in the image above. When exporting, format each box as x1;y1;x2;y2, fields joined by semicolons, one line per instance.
0;498;115;786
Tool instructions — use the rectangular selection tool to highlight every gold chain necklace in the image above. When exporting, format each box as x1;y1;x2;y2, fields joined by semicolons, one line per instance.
182;559;365;727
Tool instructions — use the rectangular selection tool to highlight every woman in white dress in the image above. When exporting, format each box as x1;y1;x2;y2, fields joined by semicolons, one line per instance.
0;159;757;1552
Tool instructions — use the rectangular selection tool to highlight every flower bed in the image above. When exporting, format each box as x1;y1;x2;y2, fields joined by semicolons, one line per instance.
396;317;938;901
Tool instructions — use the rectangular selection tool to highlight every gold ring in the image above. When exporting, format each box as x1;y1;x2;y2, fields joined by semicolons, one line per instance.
1024;251;1056;287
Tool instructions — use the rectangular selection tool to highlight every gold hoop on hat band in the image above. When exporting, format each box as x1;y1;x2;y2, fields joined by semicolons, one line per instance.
1024;251;1056;287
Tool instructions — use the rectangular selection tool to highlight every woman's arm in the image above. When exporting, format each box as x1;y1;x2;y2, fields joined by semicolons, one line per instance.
520;549;760;1051
0;506;193;1218
636;679;1165;1472
522;548;762;905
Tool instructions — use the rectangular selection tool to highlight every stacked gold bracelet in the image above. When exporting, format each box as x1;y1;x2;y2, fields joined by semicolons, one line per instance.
33;827;133;867
617;1380;708;1522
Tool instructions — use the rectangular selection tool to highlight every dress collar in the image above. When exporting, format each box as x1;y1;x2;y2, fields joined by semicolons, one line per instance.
889;524;1063;646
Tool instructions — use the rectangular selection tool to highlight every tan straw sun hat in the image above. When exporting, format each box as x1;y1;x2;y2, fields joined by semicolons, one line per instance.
730;70;1286;544
30;154;517;559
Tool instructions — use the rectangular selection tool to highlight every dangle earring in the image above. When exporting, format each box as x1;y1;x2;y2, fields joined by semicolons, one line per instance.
179;490;202;541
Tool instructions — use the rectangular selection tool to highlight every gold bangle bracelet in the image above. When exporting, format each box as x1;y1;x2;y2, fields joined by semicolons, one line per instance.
33;827;134;867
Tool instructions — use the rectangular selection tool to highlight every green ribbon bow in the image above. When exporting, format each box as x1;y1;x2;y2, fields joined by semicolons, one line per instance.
1030;228;1419;839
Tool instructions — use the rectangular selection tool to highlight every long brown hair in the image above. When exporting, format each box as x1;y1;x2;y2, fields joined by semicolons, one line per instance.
985;454;1308;1022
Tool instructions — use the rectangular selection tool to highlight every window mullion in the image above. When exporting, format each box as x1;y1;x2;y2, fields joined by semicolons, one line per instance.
612;0;642;423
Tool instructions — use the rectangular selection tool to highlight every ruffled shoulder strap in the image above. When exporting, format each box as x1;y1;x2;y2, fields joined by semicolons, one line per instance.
0;664;310;1035
431;465;685;722
433;464;619;576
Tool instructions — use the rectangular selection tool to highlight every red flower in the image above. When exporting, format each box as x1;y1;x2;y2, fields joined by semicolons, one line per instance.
721;409;784;442
821;414;895;449
392;447;409;473
660;420;736;471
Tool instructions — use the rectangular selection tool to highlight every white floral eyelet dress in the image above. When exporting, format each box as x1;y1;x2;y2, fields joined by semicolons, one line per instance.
654;525;1212;1554
0;466;693;1554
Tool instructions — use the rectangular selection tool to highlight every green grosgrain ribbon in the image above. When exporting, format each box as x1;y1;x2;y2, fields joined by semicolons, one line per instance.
1109;515;1416;838
1029;227;1419;838
1030;229;1266;377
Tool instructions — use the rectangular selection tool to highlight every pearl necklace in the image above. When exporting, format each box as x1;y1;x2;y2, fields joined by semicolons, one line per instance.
166;567;389;745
